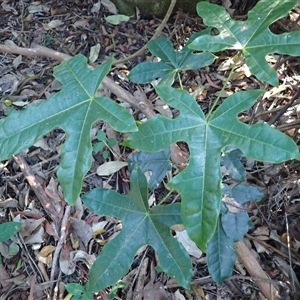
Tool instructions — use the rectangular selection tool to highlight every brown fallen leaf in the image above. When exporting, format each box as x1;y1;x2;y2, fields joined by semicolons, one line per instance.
235;240;280;299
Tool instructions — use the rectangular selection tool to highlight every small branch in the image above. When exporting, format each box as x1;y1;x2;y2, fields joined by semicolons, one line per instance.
0;0;176;68
246;234;300;266
0;43;70;61
0;43;155;118
50;205;71;282
13;154;60;224
268;87;300;125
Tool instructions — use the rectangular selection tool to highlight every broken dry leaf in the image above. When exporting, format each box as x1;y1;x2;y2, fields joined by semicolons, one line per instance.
39;245;55;257
89;44;101;63
176;230;202;258
143;281;166;300
92;220;108;235
44;19;63;29
0;74;19;94
70;233;79;249
19;217;45;237
70;217;93;250
154;99;172;118
273;255;300;290
59;249;96;275
252;240;267;254
27;4;49;13
252;226;270;240
222;194;243;213
0;198;18;208
91;1;101;13
235;63;251;78
73;18;92;28
50;7;68;15
96;161;128;176
101;0;118;14
33;138;51;151
12;55;22;69
174;290;185;300
36;251;53;267
191;283;205;299
1;1;18;13
217;57;235;71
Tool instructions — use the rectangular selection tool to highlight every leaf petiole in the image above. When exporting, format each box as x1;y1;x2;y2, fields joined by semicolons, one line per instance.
177;72;183;90
157;188;174;206
206;52;241;121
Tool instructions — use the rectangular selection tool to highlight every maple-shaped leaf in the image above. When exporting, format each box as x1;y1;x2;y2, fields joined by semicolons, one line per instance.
0;222;22;242
83;167;192;292
0;55;137;205
189;0;300;86
127;148;171;189
129;34;215;86
206;218;236;284
124;86;300;250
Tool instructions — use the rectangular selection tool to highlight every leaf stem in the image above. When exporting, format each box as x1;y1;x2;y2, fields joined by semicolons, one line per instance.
206;52;240;121
157;189;174;206
178;73;183;90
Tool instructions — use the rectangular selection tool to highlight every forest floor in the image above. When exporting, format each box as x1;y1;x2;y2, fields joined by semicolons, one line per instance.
1;0;300;299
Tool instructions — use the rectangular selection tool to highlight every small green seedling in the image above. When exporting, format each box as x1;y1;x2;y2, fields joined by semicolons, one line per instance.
93;130;118;160
0;222;22;242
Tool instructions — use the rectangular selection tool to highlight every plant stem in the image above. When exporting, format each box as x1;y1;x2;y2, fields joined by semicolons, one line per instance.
157;189;174;206
178;73;183;90
206;52;240;121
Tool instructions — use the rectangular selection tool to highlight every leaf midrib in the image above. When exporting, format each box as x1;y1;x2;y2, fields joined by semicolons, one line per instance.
0;97;91;143
149;214;187;278
210;123;292;153
89;215;146;291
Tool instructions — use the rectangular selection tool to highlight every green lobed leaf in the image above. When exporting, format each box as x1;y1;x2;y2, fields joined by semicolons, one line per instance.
83;168;192;293
66;283;84;295
220;201;228;215
189;0;300;86
206;219;236;284
0;55;137;205
127;149;171;189
221;210;250;241
159;72;177;86
93;141;105;153
129;61;174;84
124;86;300;250
183;29;212;49
71;293;93;300
147;38;179;66
231;183;264;204
129;37;215;85
221;147;245;181
81;293;93;300
96;130;106;141
0;222;22;242
107;138;118;148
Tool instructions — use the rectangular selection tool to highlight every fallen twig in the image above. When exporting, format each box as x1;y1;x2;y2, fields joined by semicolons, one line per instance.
50;205;71;283
13;154;60;225
0;43;155;118
0;41;187;166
